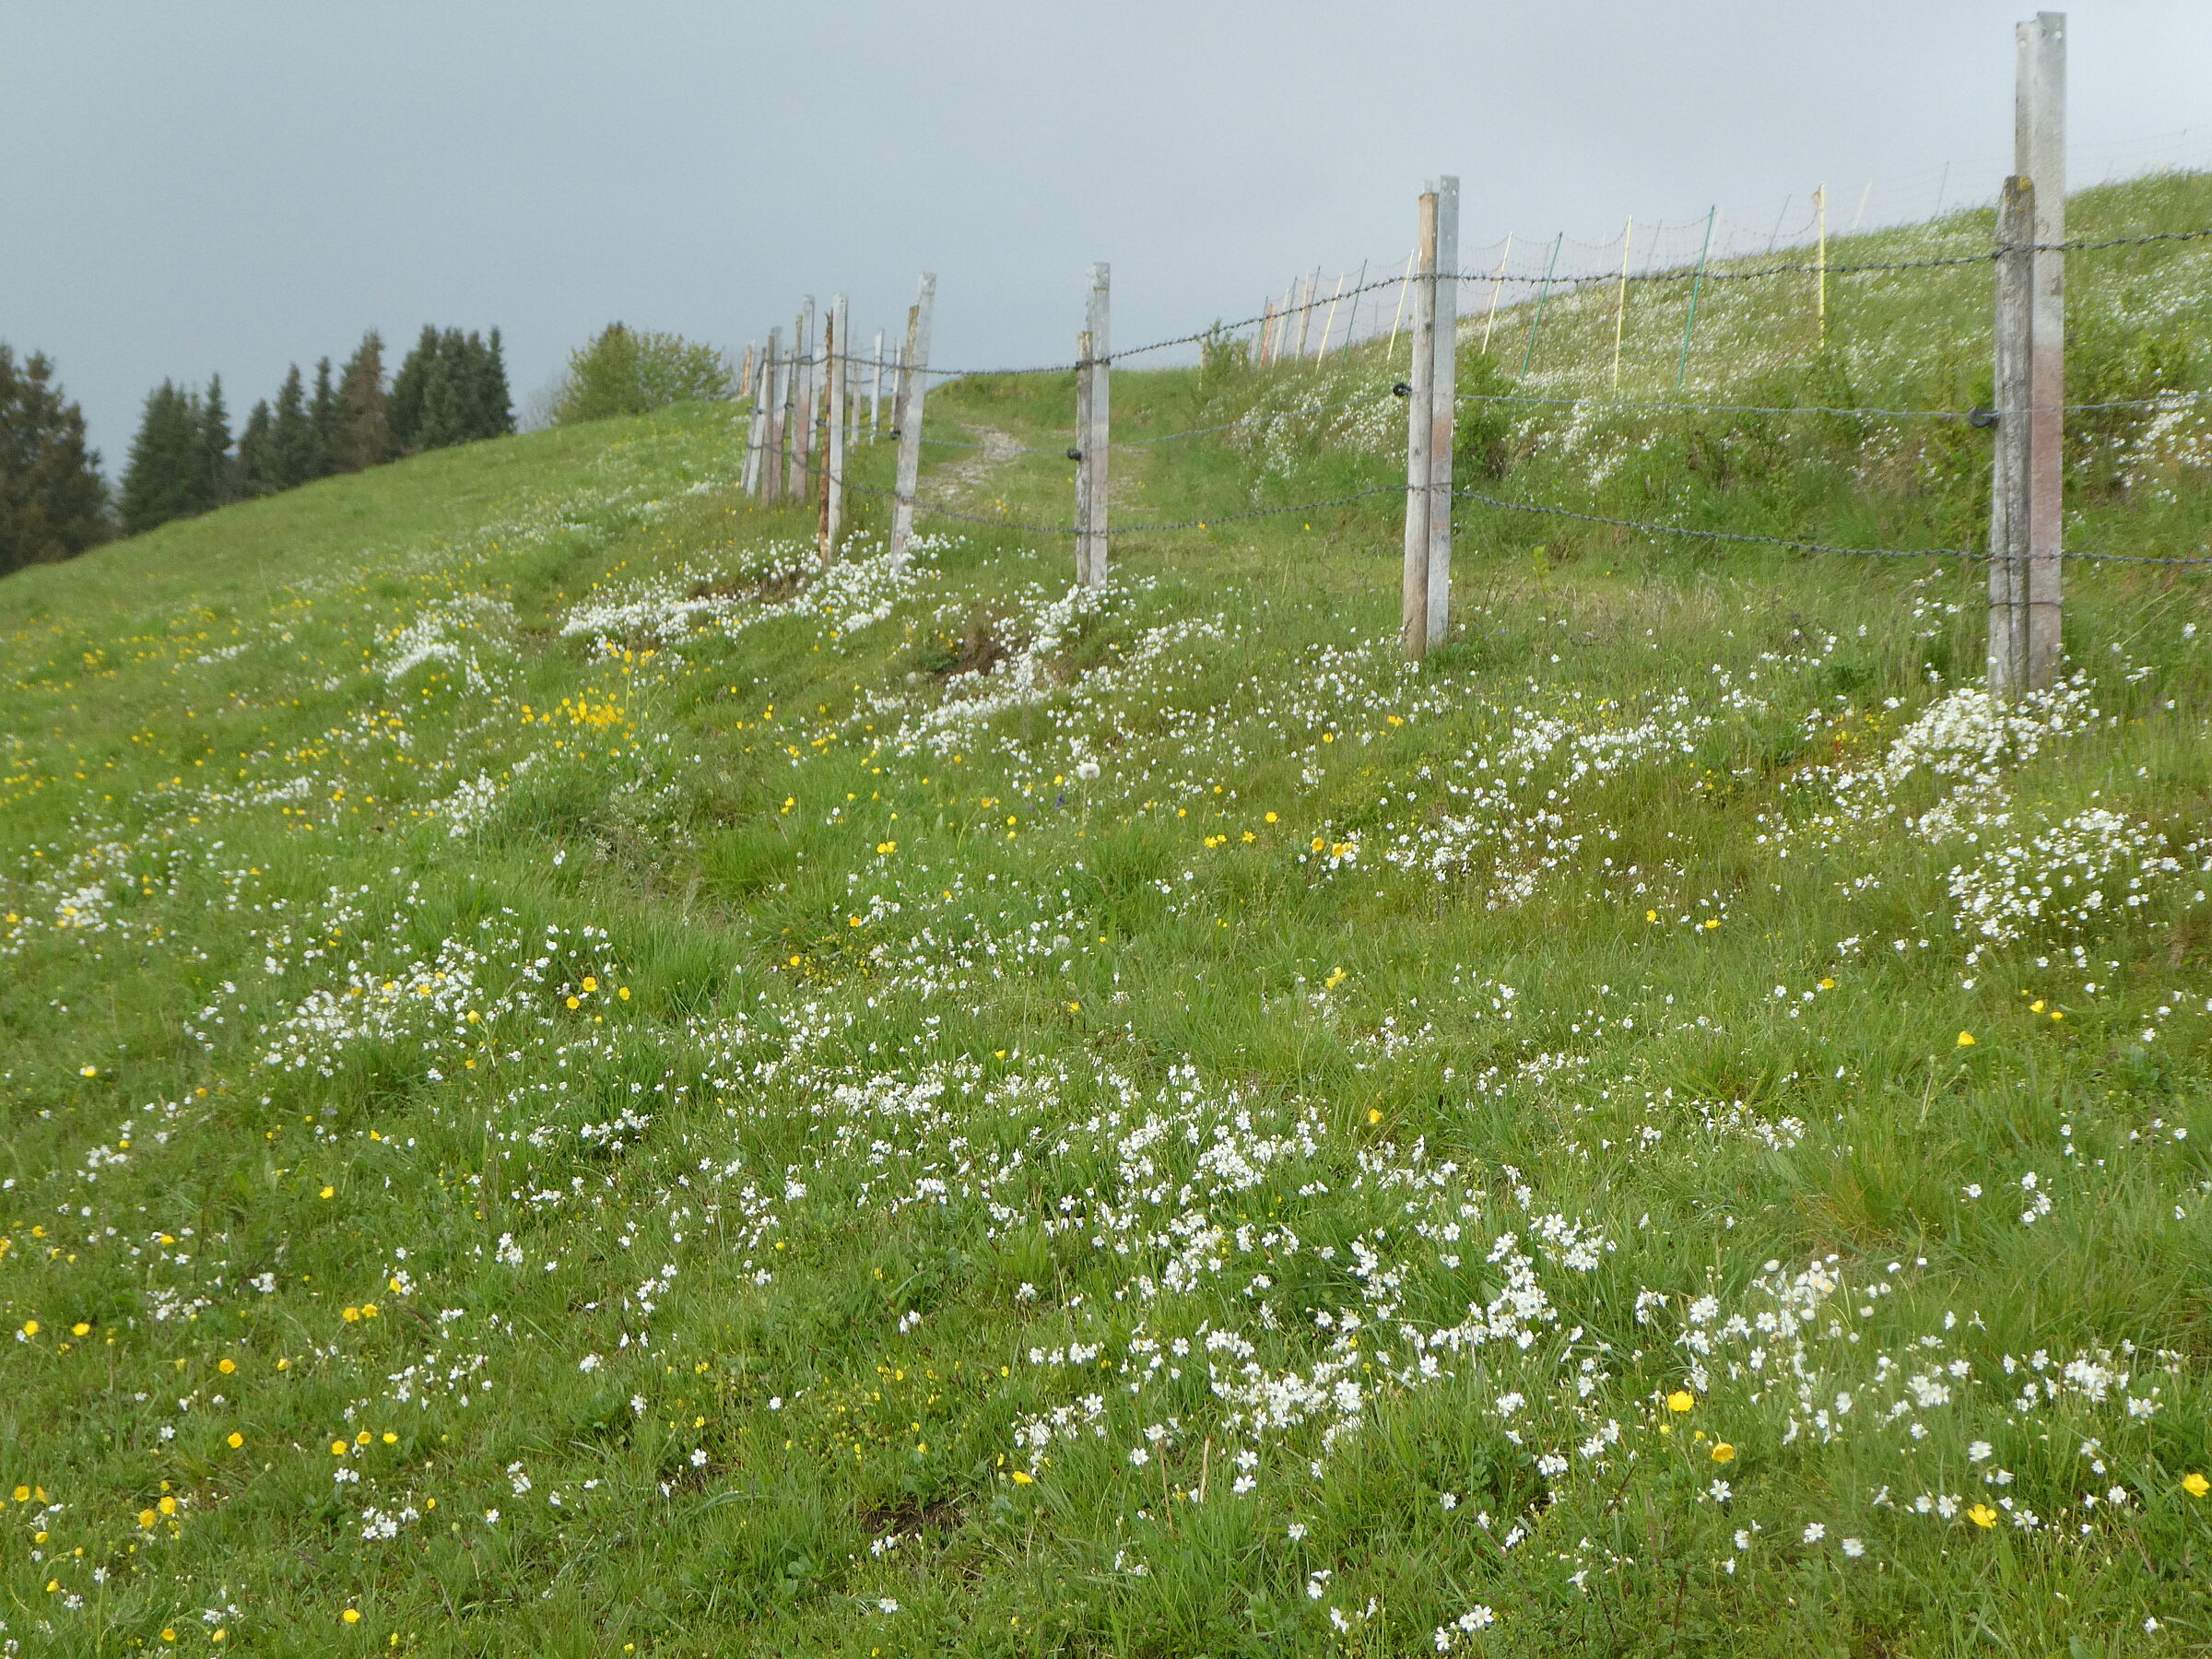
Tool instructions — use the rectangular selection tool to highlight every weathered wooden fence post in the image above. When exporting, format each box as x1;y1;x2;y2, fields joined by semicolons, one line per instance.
793;300;817;500
1080;263;1111;586
888;273;936;569
1989;176;2033;696
2020;10;2066;691
885;330;903;438
1074;327;1093;575
819;294;847;563
765;332;789;504
870;328;886;437
1426;175;1459;652
1401;188;1439;659
1611;219;1633;387
742;335;771;497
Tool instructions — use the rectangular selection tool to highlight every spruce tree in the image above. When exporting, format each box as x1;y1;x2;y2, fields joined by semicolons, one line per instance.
198;374;234;509
235;400;278;498
268;365;317;489
308;358;336;479
478;328;515;438
388;325;440;453
386;325;512;452
0;346;111;575
119;382;200;535
333;330;394;472
414;330;471;451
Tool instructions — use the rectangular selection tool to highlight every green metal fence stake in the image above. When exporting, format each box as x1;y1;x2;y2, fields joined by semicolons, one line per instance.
1676;206;1717;389
1518;233;1564;380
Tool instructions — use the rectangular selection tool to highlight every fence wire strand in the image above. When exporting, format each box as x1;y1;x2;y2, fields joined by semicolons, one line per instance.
826;469;2212;568
779;223;2212;386
767;213;2212;569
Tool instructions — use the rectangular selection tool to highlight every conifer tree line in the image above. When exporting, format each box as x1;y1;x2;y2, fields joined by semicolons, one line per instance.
120;326;513;536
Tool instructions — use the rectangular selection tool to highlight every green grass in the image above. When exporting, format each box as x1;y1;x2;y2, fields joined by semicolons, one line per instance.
6;173;2212;1656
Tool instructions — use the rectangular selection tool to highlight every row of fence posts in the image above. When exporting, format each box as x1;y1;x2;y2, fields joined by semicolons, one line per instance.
736;263;1116;594
1255;263;1373;366
727;15;2061;693
738;274;937;570
1385;14;2064;688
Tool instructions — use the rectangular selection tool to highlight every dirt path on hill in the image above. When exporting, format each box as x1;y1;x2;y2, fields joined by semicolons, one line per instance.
920;424;1028;510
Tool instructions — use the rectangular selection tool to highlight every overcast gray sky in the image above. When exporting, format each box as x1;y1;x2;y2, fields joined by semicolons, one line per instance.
10;1;2212;465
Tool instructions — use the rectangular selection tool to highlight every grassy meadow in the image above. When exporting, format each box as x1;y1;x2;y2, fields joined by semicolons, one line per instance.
6;173;2212;1655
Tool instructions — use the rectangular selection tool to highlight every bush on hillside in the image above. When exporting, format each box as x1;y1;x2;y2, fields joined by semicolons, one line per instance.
551;324;734;425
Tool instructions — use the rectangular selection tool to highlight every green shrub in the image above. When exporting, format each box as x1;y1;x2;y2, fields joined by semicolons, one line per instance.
552;324;733;425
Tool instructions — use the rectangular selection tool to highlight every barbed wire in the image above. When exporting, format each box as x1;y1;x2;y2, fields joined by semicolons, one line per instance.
822;463;2212;568
772;224;2212;389
838;476;1072;535
901;395;1379;455
1448;486;2212;566
1455;386;2212;419
754;377;2212;430
1456;390;1974;420
2028;545;2212;567
895;382;2212;432
2047;226;2212;253
1108;394;1377;450
914;273;1422;378
1095;486;1411;535
1447;488;1976;559
837;473;1407;536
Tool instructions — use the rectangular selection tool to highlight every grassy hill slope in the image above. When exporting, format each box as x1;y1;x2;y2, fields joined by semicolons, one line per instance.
6;174;2212;1656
